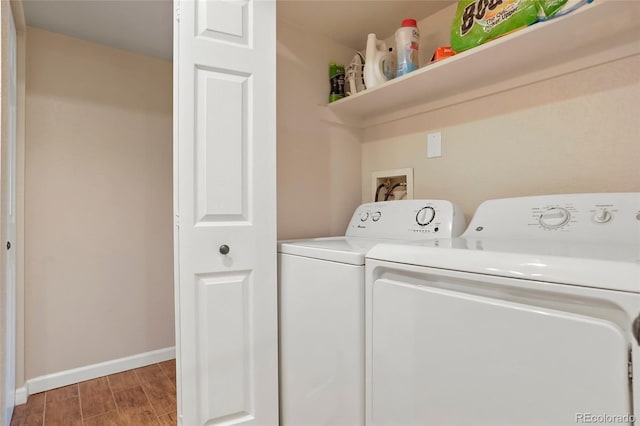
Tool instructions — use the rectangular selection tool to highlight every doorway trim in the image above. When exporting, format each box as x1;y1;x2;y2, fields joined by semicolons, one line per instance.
3;0;26;408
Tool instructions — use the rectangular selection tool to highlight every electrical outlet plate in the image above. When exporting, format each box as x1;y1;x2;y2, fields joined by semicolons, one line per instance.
371;168;414;202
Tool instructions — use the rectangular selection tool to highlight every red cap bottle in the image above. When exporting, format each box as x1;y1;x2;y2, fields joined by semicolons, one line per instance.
401;18;418;27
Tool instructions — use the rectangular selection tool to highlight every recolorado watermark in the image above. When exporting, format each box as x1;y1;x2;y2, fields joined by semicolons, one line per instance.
576;413;636;424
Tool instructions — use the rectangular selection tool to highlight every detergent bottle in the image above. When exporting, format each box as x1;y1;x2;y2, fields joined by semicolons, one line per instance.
363;33;395;90
395;18;420;77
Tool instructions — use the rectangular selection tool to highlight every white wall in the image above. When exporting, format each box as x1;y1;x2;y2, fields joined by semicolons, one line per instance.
24;27;174;380
363;6;640;220
276;17;363;239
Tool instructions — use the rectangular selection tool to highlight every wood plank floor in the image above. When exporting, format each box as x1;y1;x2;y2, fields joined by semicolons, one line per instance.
10;359;177;426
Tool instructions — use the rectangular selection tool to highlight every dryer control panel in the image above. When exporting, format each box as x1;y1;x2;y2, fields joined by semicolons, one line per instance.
345;200;466;240
463;193;640;244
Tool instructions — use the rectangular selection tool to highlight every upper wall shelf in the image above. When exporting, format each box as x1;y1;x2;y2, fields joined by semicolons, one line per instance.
327;0;640;128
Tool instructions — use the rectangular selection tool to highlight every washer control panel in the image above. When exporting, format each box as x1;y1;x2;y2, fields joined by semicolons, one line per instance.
346;200;466;239
416;206;436;227
463;193;640;244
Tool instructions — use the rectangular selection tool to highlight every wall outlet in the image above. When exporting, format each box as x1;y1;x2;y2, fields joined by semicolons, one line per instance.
427;132;442;158
371;168;414;202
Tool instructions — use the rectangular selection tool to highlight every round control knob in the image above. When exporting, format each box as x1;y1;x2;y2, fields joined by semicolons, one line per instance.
593;209;612;224
539;207;570;229
360;211;369;222
371;211;382;222
416;206;436;227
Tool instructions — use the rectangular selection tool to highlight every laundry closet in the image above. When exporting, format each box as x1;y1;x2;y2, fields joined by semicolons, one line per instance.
2;0;639;424
277;3;639;426
277;0;640;230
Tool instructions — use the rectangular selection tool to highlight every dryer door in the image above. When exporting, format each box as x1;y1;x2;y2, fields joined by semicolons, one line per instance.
368;267;634;426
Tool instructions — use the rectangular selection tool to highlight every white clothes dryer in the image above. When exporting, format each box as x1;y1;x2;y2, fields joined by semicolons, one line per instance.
278;200;465;426
365;193;640;426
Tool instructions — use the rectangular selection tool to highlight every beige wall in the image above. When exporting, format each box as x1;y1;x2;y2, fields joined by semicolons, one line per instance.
362;55;640;220
276;18;363;239
364;7;640;221
24;27;174;380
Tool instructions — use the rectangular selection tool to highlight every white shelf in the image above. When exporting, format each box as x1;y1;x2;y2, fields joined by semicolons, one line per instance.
327;0;640;128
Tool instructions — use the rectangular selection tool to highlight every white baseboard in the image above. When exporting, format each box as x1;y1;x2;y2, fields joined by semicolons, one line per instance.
14;387;27;405
15;346;175;404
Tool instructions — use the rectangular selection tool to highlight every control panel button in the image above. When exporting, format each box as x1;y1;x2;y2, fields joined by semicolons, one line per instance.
593;209;612;224
360;212;369;222
371;211;382;222
416;206;436;227
539;207;570;229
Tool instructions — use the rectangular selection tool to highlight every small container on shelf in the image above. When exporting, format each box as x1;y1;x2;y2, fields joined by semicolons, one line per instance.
430;46;455;63
329;62;345;103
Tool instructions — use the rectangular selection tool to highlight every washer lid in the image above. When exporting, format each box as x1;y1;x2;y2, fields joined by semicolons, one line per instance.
366;239;640;293
278;236;392;265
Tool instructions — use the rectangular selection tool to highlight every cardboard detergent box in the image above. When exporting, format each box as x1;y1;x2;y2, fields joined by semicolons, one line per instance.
431;46;456;63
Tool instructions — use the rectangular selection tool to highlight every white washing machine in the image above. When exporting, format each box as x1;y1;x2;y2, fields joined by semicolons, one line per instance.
365;193;640;426
278;200;465;426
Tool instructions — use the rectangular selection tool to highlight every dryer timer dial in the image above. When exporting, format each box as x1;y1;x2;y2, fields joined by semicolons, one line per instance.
539;207;570;229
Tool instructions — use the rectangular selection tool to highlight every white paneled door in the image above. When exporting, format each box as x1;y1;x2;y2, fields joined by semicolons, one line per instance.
173;0;277;425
